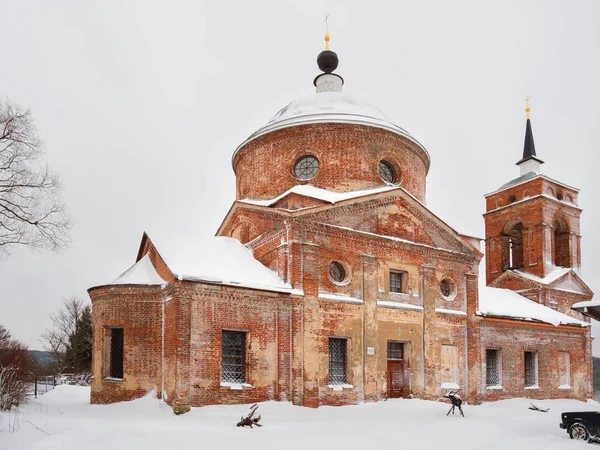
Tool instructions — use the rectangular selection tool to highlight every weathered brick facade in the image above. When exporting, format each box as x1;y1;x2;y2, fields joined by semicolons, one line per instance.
88;55;593;409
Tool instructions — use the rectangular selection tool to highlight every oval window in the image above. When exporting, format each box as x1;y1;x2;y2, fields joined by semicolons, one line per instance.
378;160;397;184
329;261;346;283
294;155;319;180
440;278;457;300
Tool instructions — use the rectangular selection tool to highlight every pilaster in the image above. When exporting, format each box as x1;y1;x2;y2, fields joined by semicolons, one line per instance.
465;273;481;404
361;254;379;402
421;265;437;399
301;244;320;407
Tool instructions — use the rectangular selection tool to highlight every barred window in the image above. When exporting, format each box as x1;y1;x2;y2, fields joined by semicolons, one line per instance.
221;331;246;383
103;327;124;379
524;351;538;387
486;349;500;387
328;338;347;385
390;270;407;293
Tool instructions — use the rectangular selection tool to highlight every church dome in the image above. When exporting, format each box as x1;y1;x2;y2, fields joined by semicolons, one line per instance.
231;46;431;204
234;92;428;158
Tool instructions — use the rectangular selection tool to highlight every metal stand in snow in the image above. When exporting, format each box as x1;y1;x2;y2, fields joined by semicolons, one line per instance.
445;391;464;417
528;403;549;413
237;404;262;428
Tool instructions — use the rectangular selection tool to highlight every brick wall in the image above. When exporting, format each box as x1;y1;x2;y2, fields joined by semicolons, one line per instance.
89;285;163;404
233;123;429;203
478;318;590;401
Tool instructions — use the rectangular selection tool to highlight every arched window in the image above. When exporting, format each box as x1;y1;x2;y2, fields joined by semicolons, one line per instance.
554;218;571;268
502;221;524;271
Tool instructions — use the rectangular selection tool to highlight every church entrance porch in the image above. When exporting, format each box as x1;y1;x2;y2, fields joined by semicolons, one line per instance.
386;341;407;398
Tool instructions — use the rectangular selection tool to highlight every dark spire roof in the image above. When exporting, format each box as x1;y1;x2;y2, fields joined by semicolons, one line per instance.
516;118;544;165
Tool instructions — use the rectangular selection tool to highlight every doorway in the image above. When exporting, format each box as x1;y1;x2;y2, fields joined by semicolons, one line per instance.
386;341;406;398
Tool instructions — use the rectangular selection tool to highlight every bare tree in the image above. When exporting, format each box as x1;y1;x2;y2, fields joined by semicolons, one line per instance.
41;297;92;373
0;326;10;349
0;101;70;257
0;325;31;411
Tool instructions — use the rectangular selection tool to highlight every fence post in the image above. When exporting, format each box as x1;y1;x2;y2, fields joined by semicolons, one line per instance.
34;375;38;399
53;376;56;387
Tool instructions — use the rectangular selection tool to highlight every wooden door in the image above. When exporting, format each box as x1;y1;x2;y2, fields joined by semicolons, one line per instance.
386;342;405;398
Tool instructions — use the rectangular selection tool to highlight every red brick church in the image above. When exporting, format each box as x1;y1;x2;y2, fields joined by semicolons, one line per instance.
88;39;595;413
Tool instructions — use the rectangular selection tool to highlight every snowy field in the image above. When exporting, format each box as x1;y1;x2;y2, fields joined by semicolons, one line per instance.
1;386;599;450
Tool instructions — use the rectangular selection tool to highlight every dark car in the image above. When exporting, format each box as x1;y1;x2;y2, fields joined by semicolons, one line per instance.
560;411;600;442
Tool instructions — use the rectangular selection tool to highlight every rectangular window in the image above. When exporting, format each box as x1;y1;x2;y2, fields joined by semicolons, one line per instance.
221;331;246;383
524;351;538;387
387;342;403;360
441;344;458;386
103;327;124;379
486;349;501;387
390;270;407;294
328;338;347;385
558;352;570;387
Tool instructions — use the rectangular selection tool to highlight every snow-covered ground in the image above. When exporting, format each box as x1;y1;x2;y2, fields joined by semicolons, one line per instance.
1;386;599;450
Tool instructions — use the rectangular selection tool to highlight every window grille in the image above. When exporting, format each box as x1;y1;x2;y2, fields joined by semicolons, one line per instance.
486;349;500;386
390;270;406;293
524;351;538;387
329;261;346;283
328;338;347;385
221;331;246;383
103;327;124;379
294;156;319;180
378;161;397;184
387;342;403;360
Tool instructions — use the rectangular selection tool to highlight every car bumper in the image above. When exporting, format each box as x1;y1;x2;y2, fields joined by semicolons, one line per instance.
559;423;566;429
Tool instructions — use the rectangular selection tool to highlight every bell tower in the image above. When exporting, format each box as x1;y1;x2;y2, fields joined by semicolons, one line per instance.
483;100;582;287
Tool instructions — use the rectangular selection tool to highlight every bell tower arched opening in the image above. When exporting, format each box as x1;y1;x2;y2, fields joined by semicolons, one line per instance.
502;221;524;271
554;218;571;268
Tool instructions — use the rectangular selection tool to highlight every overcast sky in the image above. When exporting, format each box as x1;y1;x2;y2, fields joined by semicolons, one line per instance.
1;0;599;354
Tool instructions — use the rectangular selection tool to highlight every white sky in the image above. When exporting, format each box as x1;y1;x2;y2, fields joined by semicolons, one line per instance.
1;1;599;354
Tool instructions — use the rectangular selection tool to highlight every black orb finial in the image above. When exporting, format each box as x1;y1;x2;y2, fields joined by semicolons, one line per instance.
317;50;339;73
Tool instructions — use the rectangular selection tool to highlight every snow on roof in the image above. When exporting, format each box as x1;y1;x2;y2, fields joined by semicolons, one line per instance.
148;234;291;293
512;267;572;285
573;300;600;309
110;253;165;286
478;286;589;327
233;91;429;166
239;184;399;208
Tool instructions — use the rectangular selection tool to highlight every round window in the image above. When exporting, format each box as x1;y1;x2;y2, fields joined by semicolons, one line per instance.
294;156;319;180
440;278;457;300
378;161;397;184
329;261;346;283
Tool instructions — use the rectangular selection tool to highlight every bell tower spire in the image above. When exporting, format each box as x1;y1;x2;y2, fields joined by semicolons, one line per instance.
516;96;544;175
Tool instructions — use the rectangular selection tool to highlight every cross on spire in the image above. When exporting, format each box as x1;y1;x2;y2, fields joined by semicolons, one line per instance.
525;95;532;119
324;13;330;50
517;95;543;171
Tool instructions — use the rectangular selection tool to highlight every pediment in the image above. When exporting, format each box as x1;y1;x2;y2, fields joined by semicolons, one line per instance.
297;189;481;257
216;203;286;244
490;268;594;297
551;271;594;296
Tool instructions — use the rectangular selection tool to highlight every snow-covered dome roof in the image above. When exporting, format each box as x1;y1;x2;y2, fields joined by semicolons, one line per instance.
234;91;429;162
